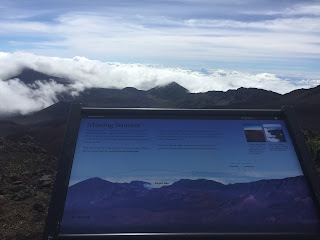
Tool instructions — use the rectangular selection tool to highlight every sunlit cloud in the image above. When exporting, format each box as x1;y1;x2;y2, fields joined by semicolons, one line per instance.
0;77;68;115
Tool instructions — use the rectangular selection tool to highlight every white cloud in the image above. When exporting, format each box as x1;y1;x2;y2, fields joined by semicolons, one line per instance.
0;52;319;116
184;17;320;33
241;3;320;17
0;78;68;115
283;3;320;16
0;21;50;34
0;11;319;63
51;14;320;59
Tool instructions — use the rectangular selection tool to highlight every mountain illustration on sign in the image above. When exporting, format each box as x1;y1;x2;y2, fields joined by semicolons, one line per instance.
61;176;319;234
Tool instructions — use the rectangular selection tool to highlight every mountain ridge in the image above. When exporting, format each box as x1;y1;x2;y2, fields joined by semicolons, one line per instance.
6;67;319;96
2;68;320;156
61;176;319;234
6;68;320;111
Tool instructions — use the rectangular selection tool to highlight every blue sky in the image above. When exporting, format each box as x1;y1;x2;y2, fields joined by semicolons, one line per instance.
0;0;319;74
0;1;320;116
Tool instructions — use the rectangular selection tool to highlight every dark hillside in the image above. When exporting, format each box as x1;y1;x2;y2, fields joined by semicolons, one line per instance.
6;68;71;85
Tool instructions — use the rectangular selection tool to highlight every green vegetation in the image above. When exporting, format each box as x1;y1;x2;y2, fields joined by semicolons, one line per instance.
3;155;46;176
304;130;320;172
3;162;24;175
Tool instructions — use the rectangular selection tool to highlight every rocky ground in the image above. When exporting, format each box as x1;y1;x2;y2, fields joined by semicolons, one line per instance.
0;136;57;240
0;132;319;240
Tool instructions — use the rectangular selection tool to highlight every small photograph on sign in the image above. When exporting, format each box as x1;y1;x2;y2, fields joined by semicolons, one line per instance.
244;124;266;142
263;124;287;143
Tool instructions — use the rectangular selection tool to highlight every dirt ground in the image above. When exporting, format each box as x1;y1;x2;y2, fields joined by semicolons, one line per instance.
0;136;57;240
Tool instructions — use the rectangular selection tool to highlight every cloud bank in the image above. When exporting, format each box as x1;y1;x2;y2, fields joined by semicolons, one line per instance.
0;52;319;115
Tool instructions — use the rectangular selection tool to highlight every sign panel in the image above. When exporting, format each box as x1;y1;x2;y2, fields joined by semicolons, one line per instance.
60;117;320;234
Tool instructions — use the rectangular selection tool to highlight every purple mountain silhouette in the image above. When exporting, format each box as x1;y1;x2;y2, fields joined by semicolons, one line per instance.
61;176;320;234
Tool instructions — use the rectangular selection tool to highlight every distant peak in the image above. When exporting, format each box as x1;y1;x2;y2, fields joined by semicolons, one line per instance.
159;82;188;91
83;177;106;183
6;67;70;85
6;68;52;82
148;82;189;100
121;87;140;92
73;177;114;186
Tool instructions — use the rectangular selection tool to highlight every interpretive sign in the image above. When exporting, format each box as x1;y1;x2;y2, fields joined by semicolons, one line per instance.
43;105;320;240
